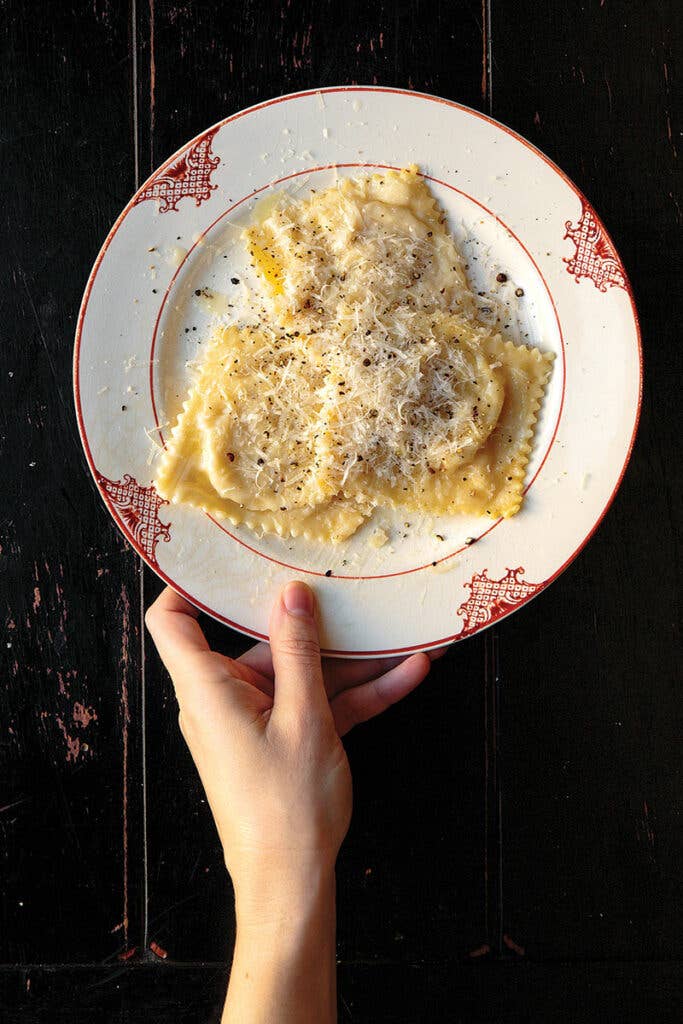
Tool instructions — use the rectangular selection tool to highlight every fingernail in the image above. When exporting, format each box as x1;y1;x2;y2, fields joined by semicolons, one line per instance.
283;581;315;618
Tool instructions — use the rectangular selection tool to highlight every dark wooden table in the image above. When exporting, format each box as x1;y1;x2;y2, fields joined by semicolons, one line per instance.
1;2;680;1021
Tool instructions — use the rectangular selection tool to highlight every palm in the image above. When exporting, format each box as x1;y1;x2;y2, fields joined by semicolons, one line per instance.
151;588;433;738
210;642;431;738
234;643;408;700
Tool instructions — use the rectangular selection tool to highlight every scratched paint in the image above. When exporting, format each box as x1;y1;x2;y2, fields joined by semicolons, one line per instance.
291;24;313;70
118;582;133;945
149;0;156;166
24;560;102;764
481;0;492;105
38;676;97;763
638;800;657;863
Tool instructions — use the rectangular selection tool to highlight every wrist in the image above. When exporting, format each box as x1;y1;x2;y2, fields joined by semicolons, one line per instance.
232;856;336;934
225;858;338;1024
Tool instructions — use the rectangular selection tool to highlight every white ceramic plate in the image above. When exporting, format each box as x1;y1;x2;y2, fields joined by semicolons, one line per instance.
74;87;641;656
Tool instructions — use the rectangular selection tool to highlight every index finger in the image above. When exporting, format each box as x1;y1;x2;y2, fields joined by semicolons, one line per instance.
145;586;210;682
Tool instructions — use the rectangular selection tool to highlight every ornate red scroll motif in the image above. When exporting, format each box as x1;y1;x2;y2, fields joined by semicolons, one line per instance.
97;473;171;566
133;129;220;213
457;567;543;637
564;201;626;292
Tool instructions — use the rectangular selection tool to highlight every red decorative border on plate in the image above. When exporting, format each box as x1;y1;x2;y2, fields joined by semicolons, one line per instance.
132;128;220;213
97;473;171;567
457;567;544;638
564;200;627;292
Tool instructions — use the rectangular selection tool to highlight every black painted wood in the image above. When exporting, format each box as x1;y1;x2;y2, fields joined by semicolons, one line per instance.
1;0;680;1019
1;2;146;966
1;962;680;1023
491;0;682;963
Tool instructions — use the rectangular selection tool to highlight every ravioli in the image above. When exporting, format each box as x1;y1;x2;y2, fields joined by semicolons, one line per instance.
155;167;553;542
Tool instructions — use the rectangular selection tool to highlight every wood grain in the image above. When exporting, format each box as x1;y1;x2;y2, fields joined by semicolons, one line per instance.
1;962;680;1023
0;2;146;966
1;0;680;1019
492;0;682;962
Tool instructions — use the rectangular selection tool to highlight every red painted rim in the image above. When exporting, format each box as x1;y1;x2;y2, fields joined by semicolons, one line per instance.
73;86;642;657
148;162;566;580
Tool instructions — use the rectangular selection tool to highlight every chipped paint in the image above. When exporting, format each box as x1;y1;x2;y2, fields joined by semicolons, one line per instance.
73;702;98;728
55;715;90;763
502;933;525;956
468;943;490;958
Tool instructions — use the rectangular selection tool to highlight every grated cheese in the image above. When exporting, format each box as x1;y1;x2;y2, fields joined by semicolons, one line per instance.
241;167;503;498
155;167;553;542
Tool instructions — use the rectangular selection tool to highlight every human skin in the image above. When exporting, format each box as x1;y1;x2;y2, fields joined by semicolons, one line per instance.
145;581;431;1023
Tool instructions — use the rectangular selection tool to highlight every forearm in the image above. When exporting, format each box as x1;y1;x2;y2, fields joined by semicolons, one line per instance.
223;864;337;1024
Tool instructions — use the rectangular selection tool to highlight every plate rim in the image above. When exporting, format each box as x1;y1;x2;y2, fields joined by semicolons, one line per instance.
73;85;643;655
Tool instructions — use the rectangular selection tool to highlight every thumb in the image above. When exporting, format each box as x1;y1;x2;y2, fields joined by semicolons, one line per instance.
269;581;328;719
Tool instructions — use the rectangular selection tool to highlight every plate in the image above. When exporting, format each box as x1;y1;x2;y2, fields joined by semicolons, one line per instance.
74;87;641;657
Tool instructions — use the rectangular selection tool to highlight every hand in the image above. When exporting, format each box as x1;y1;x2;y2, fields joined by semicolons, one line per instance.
145;581;431;1024
145;581;430;890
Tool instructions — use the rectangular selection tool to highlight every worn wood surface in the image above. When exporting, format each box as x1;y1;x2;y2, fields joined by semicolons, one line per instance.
1;0;680;1020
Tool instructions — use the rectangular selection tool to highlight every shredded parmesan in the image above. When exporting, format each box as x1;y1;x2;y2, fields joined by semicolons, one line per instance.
240;167;503;498
155;167;553;541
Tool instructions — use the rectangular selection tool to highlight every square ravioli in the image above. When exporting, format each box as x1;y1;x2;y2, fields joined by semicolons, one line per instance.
155;167;553;542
